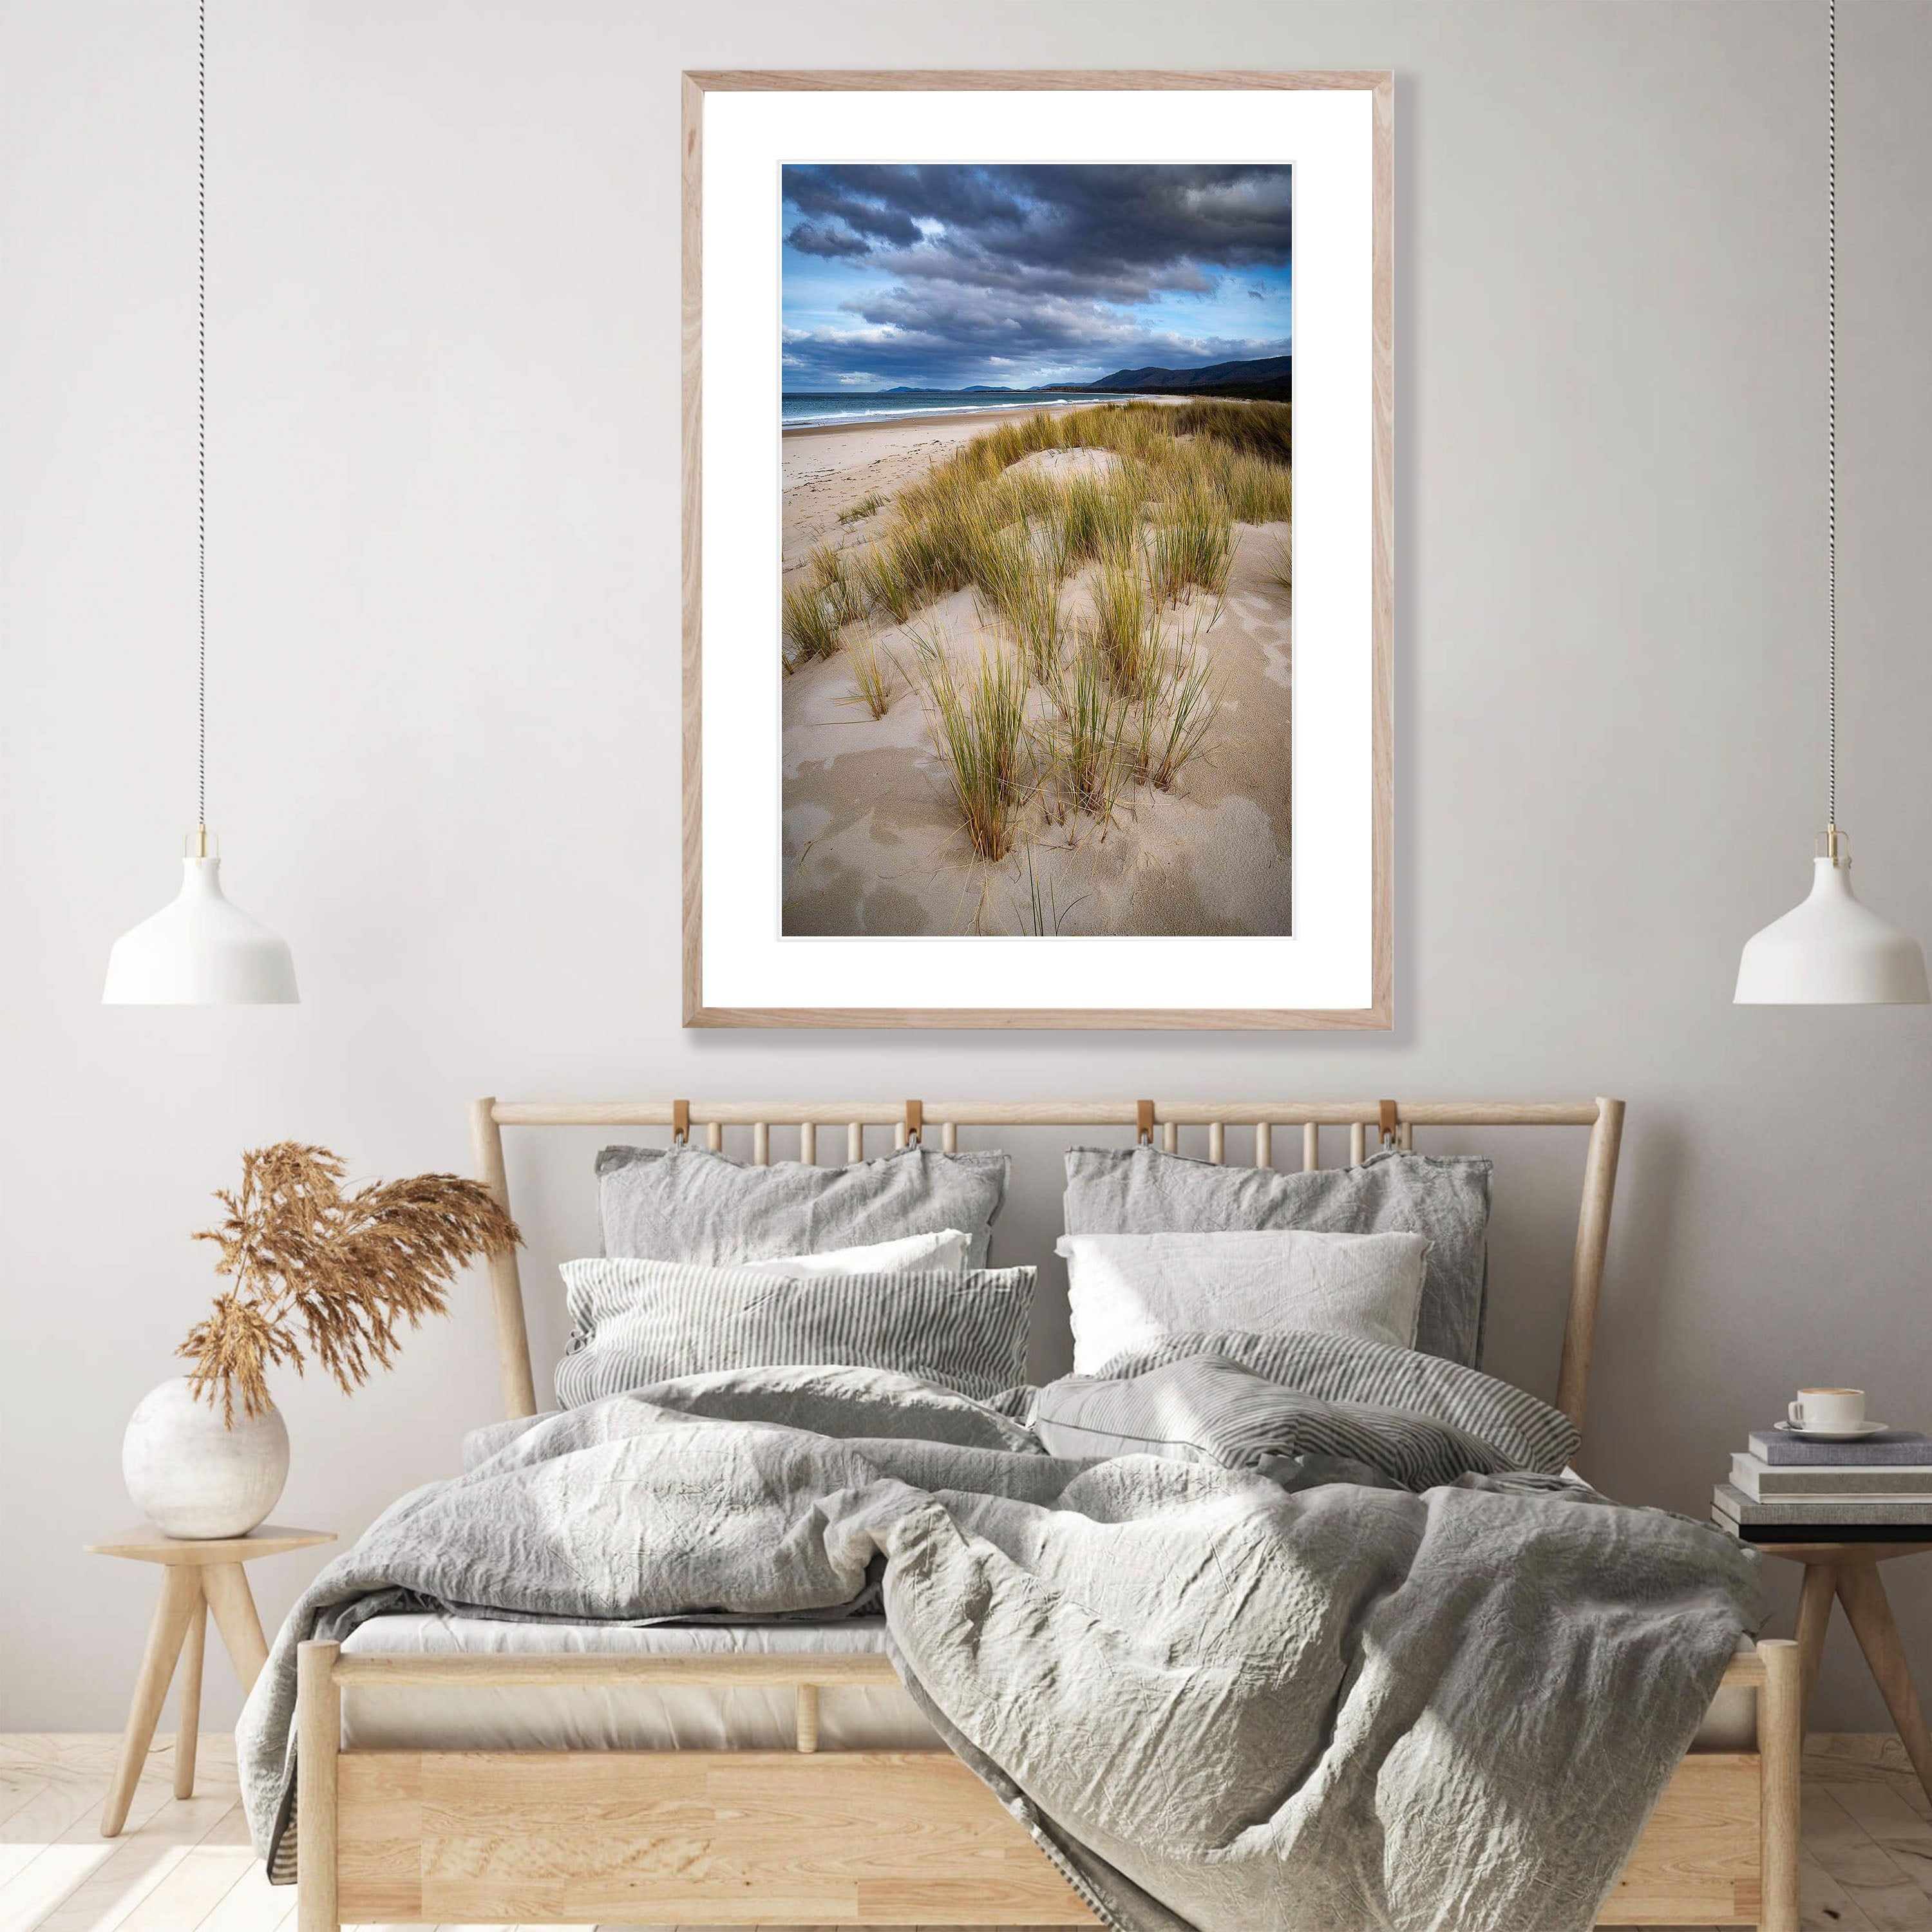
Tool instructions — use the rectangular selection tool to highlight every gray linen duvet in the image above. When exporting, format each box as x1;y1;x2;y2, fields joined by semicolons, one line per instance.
237;1349;1761;1932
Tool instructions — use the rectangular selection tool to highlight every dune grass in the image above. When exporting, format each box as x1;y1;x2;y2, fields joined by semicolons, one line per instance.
808;541;864;627
782;581;844;665
1044;641;1130;822
790;398;1274;877
855;536;922;624
1139;641;1221;790
1168;397;1293;463
1146;485;1234;605
1086;553;1158;696
1216;451;1294;524
842;638;895;719
1057;469;1144;569
971;522;1066;682
990;466;1065;530
907;630;1030;862
1265;531;1293;596
929;396;1292;481
814;398;1288;654
893;579;1224;866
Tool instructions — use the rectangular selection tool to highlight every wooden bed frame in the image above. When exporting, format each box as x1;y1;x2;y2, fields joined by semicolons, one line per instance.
294;1096;1799;1931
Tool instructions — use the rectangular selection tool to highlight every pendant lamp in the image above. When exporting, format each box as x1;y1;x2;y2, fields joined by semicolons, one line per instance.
1735;0;1927;1006
103;0;298;1007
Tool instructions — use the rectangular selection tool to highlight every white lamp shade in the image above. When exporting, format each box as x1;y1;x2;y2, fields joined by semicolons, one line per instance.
102;855;299;1005
1734;855;1929;1005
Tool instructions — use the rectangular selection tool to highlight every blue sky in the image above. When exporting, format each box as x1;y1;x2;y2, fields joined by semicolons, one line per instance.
781;164;1292;393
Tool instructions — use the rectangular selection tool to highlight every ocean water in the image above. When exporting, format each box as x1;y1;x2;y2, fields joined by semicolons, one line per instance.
781;389;1105;430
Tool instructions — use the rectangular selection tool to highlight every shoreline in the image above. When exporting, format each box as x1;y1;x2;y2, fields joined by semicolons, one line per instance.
781;394;1180;438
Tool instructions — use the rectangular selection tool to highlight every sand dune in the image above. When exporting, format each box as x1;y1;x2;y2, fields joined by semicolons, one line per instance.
780;406;1292;938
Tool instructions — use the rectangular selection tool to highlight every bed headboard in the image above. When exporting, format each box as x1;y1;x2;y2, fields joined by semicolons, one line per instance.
469;1096;1625;1442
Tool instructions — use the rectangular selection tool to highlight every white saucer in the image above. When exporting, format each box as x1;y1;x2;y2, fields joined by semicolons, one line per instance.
1775;1419;1890;1441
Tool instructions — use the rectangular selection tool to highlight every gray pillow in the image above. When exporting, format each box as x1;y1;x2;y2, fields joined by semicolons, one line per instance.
1028;1354;1546;1490
556;1258;1034;1407
1062;1146;1492;1366
1068;1329;1578;1475
598;1144;1010;1269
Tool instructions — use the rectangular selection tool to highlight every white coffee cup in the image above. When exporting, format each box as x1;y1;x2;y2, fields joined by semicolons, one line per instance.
1788;1387;1866;1433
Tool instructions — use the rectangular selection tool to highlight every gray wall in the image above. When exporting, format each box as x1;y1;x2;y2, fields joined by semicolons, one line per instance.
4;0;1929;1733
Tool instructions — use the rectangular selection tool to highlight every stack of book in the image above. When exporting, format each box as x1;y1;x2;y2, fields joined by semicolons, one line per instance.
1714;1429;1932;1540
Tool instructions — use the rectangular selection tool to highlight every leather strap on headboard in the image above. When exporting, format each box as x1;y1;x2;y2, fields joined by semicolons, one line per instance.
1137;1099;1156;1145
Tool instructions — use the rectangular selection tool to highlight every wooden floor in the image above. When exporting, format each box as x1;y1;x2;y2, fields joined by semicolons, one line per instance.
4;1734;1929;1932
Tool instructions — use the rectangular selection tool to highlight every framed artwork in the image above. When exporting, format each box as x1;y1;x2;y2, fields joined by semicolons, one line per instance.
682;70;1392;1028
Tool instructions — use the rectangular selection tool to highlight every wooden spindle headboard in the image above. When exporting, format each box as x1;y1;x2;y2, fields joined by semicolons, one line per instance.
469;1097;1625;1441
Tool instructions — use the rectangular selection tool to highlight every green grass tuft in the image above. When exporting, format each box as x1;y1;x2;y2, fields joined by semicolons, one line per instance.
1139;643;1221;790
842;638;896;719
1146;485;1233;605
808;541;865;627
1264;531;1293;596
907;632;1030;862
1217;451;1294;524
1086;553;1159;696
782;581;844;665
1169;397;1293;464
855;538;922;624
1057;470;1142;568
1043;641;1130;823
971;522;1066;683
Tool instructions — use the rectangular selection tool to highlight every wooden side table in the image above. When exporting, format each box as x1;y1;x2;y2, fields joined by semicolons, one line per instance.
1752;1537;1932;1804
86;1521;334;1837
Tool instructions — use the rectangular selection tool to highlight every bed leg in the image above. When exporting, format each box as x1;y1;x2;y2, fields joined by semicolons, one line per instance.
1759;1638;1800;1932
297;1640;341;1932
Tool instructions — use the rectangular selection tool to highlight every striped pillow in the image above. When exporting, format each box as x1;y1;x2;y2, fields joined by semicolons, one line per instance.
556;1258;1035;1408
1079;1329;1579;1475
1030;1355;1530;1492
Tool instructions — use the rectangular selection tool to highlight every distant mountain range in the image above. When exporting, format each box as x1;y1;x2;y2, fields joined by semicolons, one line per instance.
858;355;1289;402
1066;354;1292;394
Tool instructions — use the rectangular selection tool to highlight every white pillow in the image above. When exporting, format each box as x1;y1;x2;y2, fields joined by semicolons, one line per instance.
735;1227;971;1278
1054;1229;1430;1373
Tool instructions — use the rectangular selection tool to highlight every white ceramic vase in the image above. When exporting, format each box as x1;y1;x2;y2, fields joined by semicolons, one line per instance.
122;1377;289;1539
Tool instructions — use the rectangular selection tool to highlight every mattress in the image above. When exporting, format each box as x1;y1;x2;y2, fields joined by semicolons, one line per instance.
338;1612;1758;1754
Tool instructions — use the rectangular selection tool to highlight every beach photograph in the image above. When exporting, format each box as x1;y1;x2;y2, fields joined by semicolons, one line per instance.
780;164;1293;938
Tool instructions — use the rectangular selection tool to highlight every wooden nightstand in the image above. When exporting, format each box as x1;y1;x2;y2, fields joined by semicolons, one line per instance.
86;1520;334;1837
1739;1533;1932;1804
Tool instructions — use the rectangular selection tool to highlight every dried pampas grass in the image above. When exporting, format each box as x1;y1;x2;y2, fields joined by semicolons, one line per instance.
180;1142;522;1425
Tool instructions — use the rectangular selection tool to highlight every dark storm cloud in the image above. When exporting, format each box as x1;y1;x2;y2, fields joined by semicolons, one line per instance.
786;222;872;260
784;166;1028;252
781;163;1291;390
782;164;1291;297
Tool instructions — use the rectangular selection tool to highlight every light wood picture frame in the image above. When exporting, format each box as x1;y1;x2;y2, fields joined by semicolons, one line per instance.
681;71;1393;1029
